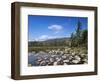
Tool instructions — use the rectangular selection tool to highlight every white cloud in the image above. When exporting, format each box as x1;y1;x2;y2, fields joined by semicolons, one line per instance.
48;24;63;33
33;35;58;41
38;35;49;41
34;35;50;41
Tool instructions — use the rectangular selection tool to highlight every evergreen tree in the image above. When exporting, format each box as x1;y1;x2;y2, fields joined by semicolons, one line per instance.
70;18;87;47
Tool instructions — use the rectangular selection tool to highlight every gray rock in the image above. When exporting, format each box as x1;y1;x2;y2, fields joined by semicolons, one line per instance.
35;61;40;65
64;54;70;58
37;57;43;62
82;58;88;63
28;52;33;56
51;55;55;58
39;51;47;55
55;57;60;60
68;55;73;60
49;58;55;63
56;58;62;62
32;51;36;54
57;61;64;65
74;55;81;61
40;60;46;66
60;51;64;55
72;59;80;64
53;62;58;66
71;52;76;56
64;63;68;65
48;62;53;65
44;57;48;60
63;60;69;63
62;55;67;59
80;54;87;57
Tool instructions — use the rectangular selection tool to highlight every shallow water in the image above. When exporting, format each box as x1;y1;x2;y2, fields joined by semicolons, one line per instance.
28;53;37;66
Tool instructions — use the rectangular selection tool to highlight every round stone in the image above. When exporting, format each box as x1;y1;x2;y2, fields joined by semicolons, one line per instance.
72;60;79;64
63;60;69;63
72;52;76;56
53;62;58;66
75;55;81;61
40;60;46;66
49;58;55;63
62;55;67;59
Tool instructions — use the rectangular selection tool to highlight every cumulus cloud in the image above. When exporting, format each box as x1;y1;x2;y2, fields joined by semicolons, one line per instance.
38;35;49;41
33;35;48;41
48;24;63;33
34;35;59;41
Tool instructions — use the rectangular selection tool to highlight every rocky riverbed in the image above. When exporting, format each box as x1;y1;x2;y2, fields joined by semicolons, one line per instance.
28;48;88;66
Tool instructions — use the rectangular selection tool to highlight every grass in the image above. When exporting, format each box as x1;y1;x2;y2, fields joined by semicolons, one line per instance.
28;46;65;52
28;46;87;55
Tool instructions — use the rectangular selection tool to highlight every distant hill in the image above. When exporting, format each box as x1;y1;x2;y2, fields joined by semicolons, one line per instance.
43;37;70;42
28;37;71;47
29;37;70;42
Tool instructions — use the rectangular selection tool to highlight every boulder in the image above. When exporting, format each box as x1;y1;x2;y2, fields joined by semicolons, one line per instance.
63;59;69;63
74;55;81;61
62;55;67;59
57;61;64;65
71;52;76;56
68;55;73;60
72;59;80;64
49;57;55;63
40;60;47;66
53;62;58;66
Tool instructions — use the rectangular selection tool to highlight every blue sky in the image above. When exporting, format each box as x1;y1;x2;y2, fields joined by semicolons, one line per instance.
28;15;88;41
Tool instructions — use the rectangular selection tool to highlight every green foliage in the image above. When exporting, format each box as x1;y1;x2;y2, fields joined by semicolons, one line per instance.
70;19;87;48
28;38;70;47
81;29;87;43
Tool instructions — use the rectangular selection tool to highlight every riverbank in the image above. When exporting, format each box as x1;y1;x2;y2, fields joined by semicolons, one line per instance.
28;47;88;66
